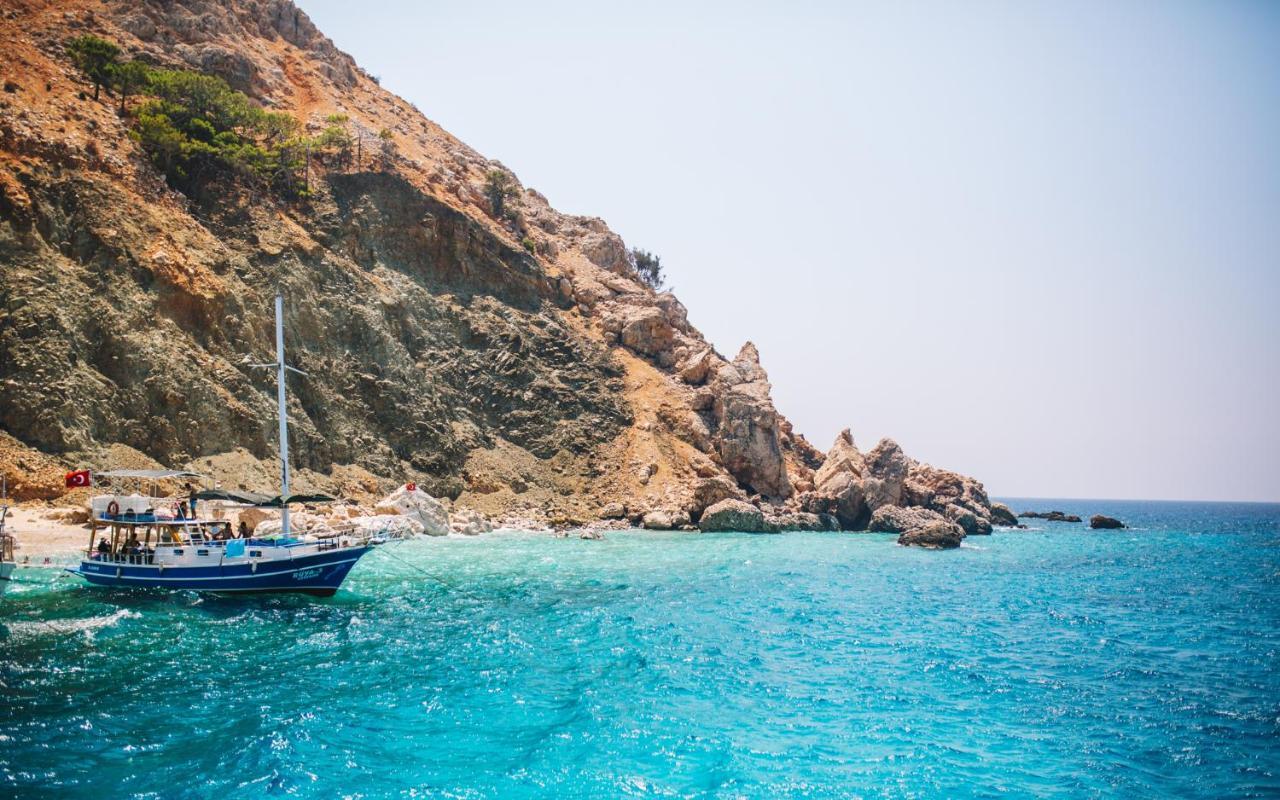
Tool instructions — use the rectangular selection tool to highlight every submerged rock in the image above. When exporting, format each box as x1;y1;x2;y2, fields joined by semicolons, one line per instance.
1089;514;1125;529
1020;510;1082;523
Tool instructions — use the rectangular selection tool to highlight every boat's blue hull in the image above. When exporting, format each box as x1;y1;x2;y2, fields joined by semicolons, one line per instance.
68;546;371;596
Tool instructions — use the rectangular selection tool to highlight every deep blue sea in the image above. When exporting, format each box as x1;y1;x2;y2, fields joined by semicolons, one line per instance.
2;499;1278;799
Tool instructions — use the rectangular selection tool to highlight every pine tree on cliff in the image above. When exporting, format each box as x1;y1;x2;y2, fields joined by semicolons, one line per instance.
485;169;518;218
66;35;120;101
110;60;150;113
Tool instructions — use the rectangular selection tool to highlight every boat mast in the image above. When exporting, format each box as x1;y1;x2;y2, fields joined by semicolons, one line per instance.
274;292;291;537
251;292;307;537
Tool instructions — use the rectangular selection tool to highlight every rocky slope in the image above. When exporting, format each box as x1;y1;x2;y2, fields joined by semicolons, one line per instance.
0;0;1004;544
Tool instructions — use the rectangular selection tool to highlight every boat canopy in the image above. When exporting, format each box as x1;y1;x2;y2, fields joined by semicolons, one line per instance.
261;493;338;507
195;488;273;505
98;469;206;480
194;489;336;507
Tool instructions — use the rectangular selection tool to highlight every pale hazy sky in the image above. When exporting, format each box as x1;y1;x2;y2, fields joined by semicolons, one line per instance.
299;0;1279;502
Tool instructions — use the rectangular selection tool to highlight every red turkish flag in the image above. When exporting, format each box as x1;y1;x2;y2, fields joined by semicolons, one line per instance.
65;469;91;488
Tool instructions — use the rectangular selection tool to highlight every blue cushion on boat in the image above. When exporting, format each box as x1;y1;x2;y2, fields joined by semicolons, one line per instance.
225;539;245;558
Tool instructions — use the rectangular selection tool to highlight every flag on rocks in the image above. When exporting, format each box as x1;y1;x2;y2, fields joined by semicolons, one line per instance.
64;469;91;488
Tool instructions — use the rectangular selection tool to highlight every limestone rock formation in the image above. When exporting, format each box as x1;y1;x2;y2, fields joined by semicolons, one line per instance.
707;344;791;500
990;503;1019;527
868;505;948;534
898;520;965;550
698;499;770;533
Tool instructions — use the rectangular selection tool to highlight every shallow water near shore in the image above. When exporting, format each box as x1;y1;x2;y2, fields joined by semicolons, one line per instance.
2;499;1278;798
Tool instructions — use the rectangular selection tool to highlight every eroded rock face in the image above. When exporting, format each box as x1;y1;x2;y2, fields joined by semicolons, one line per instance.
698;499;770;533
1089;514;1125;529
862;438;909;511
708;344;791;500
808;430;868;530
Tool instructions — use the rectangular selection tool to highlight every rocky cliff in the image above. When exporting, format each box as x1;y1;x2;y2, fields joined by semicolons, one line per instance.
0;0;1003;542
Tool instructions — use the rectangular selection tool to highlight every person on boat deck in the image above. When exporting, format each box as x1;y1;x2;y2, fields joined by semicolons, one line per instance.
123;532;141;561
184;483;198;519
238;521;249;539
95;537;110;558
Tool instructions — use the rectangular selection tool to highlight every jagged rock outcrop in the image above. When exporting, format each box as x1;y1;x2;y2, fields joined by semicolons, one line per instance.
1089;514;1125;530
862;438;909;511
990;502;1019;527
706;344;791;500
802;430;868;529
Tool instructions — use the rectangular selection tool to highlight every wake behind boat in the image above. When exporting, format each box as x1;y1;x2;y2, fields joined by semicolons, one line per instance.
68;292;376;596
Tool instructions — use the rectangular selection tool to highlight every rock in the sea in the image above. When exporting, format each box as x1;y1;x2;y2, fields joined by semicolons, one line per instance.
642;510;674;530
375;484;452;536
1089;514;1125;529
579;529;604;540
867;505;947;534
990;502;1019;527
698;499;771;533
898;520;965;550
1019;510;1082;523
946;505;992;536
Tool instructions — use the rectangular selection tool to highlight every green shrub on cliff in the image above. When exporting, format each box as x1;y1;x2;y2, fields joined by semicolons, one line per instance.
485;169;518;218
630;248;665;290
129;68;306;194
67;37;310;197
66;35;120;101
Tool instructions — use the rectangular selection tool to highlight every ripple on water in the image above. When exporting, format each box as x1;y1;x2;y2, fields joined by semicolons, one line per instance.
2;500;1279;799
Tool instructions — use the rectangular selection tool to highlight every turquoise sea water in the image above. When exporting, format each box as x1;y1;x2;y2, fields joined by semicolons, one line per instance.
2;499;1278;799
